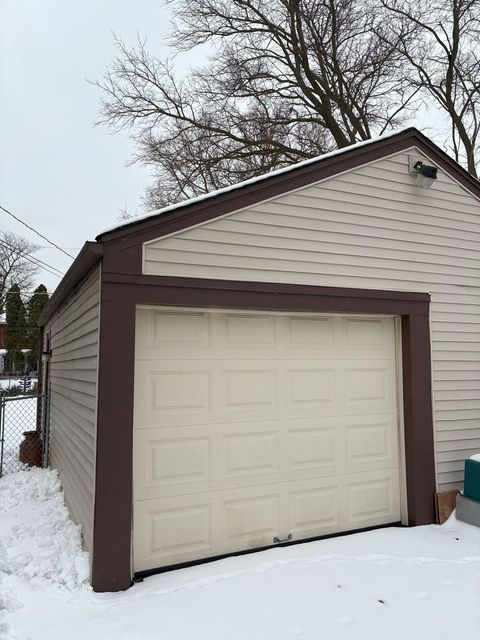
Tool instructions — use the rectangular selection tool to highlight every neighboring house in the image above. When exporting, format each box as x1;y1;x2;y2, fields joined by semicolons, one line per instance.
38;128;480;592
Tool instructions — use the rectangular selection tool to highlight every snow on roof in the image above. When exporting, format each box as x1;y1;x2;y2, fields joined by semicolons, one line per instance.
98;127;418;237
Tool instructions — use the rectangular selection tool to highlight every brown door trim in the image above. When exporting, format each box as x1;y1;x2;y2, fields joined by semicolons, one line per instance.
91;276;435;592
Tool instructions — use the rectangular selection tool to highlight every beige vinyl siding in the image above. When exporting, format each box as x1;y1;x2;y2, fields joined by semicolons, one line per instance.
144;148;480;492
44;267;100;553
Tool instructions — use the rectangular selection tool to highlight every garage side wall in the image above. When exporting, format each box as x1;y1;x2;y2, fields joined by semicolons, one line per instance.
143;148;480;492
43;267;101;554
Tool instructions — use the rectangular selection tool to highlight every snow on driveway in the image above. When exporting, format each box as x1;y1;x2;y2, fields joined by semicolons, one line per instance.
1;468;480;640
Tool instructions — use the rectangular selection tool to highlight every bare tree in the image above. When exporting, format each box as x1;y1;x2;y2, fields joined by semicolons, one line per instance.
96;0;417;210
0;232;40;314
381;0;480;177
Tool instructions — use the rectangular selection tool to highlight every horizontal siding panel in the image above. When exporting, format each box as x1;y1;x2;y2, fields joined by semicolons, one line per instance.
49;417;95;478
49;432;95;490
51;314;99;349
49;381;97;411
214;216;480;254
432;341;480;351
434;409;480;421
50;338;99;361
162;228;480;270
329;172;480;213
433;362;480;373
434;380;480;391
433;390;480;402
44;267;100;556
437;439;480;452
432;329;480;339
50;450;94;510
143;148;480;490
434;370;480;382
250;199;480;243
304;175;480;217
436;428;480;441
47;358;99;374
49;294;99;336
236;214;480;254
435;418;480;429
438;482;463;491
437;470;464;484
50;281;100;333
433;352;480;362
438;460;465;473
433;300;480;308
47;367;98;384
354;161;477;202
144;249;480;288
151;239;480;280
50;401;96;452
50;452;94;551
144;259;480;295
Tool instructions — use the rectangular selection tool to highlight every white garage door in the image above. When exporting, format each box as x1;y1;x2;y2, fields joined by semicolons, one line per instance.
133;307;402;572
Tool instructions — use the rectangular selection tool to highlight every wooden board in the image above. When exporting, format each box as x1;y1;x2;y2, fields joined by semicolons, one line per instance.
435;490;459;525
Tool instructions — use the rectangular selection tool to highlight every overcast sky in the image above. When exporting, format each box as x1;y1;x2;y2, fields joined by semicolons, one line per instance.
0;0;176;293
1;1;448;295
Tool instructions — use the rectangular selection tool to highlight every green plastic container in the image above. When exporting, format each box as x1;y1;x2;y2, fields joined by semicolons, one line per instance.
464;458;480;502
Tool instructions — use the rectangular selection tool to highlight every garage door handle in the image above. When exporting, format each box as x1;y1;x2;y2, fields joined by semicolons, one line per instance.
273;533;292;544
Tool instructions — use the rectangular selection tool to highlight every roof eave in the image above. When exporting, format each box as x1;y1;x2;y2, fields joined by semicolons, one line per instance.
38;242;103;327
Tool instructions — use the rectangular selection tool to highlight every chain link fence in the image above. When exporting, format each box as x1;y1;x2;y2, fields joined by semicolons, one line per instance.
0;393;45;477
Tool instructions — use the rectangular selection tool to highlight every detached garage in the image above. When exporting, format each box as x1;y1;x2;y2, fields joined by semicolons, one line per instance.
39;128;480;591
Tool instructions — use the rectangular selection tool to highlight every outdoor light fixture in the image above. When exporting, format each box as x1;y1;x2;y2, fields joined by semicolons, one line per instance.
41;351;51;364
410;159;438;188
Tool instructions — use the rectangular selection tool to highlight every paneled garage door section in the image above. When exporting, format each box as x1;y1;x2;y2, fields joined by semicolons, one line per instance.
133;307;401;572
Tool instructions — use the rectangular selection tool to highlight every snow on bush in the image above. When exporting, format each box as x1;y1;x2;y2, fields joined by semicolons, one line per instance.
0;468;90;590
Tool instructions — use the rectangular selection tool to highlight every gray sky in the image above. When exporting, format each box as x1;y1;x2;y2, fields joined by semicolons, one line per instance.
1;0;174;292
1;1;449;295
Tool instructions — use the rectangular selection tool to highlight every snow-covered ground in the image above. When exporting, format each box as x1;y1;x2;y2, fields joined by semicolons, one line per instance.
1;468;480;640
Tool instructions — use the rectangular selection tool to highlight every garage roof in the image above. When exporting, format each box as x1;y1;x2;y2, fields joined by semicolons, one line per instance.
39;127;480;326
96;127;480;243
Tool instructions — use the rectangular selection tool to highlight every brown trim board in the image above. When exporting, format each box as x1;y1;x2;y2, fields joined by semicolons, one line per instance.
91;275;435;592
92;294;135;592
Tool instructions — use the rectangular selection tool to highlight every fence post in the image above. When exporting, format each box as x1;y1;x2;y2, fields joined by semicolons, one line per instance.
42;388;50;468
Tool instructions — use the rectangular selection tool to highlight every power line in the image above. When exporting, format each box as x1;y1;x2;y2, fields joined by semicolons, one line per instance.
0;239;63;279
0;204;75;259
0;237;64;277
0;238;63;277
37;246;81;251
